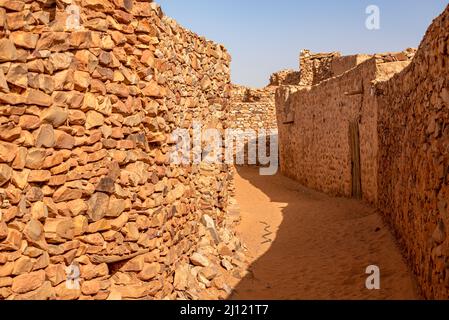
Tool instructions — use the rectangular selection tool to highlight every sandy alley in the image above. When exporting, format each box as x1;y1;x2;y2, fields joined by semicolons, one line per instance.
230;166;419;300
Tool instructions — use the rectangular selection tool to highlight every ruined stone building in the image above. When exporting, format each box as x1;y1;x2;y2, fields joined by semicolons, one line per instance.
276;49;416;203
230;84;276;134
274;5;449;299
228;70;305;166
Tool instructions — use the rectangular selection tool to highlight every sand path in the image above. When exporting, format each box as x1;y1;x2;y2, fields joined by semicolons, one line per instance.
230;166;419;300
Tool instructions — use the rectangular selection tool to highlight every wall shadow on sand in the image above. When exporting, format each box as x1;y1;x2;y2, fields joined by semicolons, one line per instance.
227;166;419;300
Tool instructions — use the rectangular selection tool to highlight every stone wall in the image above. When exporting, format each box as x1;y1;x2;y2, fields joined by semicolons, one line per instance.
276;51;414;203
275;4;449;298
298;49;416;88
299;49;341;86
376;4;449;299
269;69;300;86
277;59;373;200
230;84;276;131
229;84;277;166
0;0;247;300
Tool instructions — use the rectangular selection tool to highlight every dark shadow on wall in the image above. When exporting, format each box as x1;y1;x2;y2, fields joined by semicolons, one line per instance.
227;166;420;300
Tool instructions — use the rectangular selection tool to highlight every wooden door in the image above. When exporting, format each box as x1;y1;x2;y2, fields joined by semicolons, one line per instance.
349;121;362;199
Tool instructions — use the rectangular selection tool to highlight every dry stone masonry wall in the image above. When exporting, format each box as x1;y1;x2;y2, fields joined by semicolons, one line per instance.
229;69;303;142
229;83;278;166
0;0;447;301
376;5;449;299
230;84;277;132
298;49;341;86
269;69;300;87
0;0;248;300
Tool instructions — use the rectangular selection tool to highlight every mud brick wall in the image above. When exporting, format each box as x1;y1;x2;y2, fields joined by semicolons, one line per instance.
276;57;412;203
0;0;246;300
376;5;449;299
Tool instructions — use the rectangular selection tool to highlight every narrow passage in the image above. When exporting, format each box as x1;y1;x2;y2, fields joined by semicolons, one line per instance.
231;166;418;300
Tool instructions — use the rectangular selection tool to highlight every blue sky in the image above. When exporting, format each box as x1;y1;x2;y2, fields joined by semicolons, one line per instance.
157;0;448;88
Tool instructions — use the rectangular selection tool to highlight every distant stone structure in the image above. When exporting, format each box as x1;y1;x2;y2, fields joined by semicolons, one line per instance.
230;85;277;132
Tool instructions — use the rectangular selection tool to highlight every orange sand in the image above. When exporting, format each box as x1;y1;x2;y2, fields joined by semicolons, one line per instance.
230;166;419;300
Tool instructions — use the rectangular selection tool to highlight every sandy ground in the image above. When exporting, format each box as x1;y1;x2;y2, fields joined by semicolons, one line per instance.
230;166;419;300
